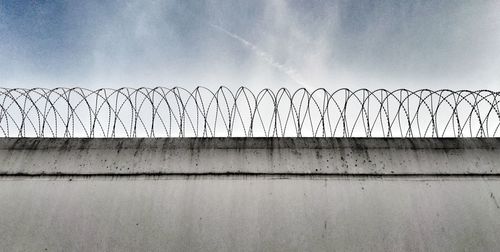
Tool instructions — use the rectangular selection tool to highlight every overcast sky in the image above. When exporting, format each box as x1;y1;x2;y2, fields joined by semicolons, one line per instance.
1;0;499;90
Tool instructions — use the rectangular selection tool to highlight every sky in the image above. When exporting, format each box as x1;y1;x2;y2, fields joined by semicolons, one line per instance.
0;0;499;90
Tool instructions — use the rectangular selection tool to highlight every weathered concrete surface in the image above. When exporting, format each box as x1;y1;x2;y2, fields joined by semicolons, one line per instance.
1;138;500;251
0;138;499;174
1;177;500;251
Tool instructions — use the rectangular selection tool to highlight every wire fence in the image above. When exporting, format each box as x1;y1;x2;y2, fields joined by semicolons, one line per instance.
0;87;499;138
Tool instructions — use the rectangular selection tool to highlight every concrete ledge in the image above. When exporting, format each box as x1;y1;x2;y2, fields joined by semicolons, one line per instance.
2;137;500;150
0;138;499;175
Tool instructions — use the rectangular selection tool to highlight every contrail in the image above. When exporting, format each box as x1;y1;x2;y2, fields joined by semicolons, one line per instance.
210;24;311;89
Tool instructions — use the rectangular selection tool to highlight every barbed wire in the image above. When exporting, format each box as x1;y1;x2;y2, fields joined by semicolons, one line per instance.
0;87;499;138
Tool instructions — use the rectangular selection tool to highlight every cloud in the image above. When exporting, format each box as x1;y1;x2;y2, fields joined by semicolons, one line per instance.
209;23;311;89
0;0;499;90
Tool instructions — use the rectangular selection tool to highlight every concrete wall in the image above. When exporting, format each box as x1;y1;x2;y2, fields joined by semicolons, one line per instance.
0;138;499;251
1;138;499;175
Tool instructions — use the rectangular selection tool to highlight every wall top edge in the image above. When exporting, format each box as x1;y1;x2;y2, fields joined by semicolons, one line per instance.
0;137;498;150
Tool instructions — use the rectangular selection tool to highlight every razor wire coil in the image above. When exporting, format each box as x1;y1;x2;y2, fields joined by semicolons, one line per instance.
0;87;499;138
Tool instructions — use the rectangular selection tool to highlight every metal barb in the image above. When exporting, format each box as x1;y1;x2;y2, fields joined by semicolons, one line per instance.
0;87;498;138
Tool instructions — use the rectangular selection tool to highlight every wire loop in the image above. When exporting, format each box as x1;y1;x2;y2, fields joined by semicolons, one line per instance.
0;87;498;137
